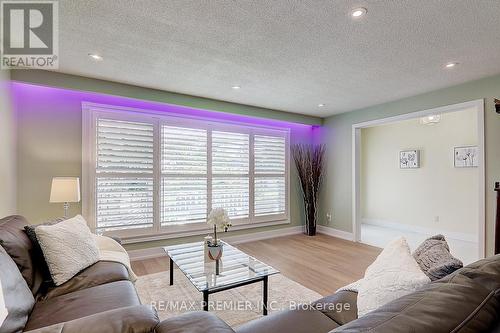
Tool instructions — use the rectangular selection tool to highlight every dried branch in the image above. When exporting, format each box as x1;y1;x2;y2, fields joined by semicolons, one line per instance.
291;144;326;234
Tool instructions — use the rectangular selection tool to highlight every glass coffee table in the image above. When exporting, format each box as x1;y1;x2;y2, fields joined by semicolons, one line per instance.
164;241;279;315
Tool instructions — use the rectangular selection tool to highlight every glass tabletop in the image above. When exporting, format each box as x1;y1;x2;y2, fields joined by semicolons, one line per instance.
164;241;279;292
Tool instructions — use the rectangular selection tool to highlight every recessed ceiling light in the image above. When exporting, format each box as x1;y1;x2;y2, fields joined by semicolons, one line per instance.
351;7;367;18
88;53;103;61
231;85;241;90
445;62;459;68
420;114;441;125
318;104;326;107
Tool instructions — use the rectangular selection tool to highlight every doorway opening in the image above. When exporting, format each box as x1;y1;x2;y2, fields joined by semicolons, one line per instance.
352;100;485;264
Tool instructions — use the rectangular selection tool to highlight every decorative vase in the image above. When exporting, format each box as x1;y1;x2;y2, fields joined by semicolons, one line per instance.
208;243;223;260
305;202;317;236
307;224;316;236
204;235;213;261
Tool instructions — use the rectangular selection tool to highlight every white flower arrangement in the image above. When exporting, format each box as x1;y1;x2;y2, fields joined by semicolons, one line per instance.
207;207;232;245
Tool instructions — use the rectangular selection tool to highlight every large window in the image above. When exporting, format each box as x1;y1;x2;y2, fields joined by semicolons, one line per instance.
83;103;290;240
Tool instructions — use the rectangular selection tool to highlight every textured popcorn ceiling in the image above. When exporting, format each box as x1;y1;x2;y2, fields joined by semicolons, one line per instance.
56;0;500;117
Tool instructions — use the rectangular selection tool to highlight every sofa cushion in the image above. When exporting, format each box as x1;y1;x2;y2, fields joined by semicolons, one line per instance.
356;237;430;317
42;261;131;300
0;215;44;294
24;218;66;286
0;281;6;329
156;312;235;333
413;234;463;281
35;215;100;286
0;245;35;333
24;280;140;331
331;255;500;333
236;309;339;333
23;305;159;333
312;290;358;326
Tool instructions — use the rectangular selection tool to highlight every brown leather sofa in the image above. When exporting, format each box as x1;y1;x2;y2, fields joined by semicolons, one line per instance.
2;214;500;333
0;215;236;333
151;252;500;333
0;215;150;332
235;254;500;333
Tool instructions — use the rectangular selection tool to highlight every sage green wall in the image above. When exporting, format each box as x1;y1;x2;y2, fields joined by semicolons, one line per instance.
12;70;321;125
319;74;500;256
0;70;16;216
10;70;320;250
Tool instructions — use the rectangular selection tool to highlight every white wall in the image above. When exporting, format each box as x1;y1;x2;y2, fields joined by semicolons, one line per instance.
0;70;16;216
361;107;478;236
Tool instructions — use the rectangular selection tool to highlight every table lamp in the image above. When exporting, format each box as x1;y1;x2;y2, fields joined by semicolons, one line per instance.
50;177;81;218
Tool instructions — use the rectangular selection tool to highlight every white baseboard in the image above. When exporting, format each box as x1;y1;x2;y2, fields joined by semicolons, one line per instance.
221;226;304;244
317;225;354;241
128;247;167;261
129;225;304;261
362;218;476;243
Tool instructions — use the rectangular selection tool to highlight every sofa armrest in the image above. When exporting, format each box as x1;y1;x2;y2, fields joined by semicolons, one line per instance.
311;290;358;326
24;305;159;333
155;312;235;333
109;236;122;244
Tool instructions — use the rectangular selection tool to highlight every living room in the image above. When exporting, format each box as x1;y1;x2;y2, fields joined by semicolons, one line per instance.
1;1;500;333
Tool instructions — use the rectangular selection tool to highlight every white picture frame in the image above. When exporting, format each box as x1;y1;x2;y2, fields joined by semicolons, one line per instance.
400;150;420;169
454;146;478;168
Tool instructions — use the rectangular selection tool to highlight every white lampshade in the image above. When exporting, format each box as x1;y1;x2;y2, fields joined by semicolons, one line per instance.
50;177;81;203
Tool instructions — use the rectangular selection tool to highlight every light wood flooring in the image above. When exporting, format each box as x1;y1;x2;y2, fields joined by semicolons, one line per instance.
131;233;381;296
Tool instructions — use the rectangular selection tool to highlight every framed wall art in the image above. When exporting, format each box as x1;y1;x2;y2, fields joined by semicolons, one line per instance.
400;150;420;169
454;146;478;168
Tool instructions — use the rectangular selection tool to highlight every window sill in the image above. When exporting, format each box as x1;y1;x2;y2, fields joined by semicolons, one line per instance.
115;218;291;245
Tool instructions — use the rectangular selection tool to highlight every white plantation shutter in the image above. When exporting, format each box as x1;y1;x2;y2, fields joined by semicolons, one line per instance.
212;131;249;218
161;177;207;224
255;177;286;216
212;131;249;174
254;135;287;216
97;119;154;173
85;104;289;237
95;118;155;231
213;177;249;218
96;178;154;230
161;126;207;174
254;135;286;174
161;125;208;225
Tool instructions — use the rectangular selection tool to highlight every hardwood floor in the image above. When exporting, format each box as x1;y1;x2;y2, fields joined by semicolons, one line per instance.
131;234;381;296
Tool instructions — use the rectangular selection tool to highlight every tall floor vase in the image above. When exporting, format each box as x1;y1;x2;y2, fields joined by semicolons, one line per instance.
304;202;317;236
292;144;325;237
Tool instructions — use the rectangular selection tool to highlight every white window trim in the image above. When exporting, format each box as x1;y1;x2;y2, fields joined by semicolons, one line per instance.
82;102;290;242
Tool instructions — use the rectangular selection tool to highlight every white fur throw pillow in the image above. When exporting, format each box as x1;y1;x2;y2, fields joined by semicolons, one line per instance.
357;237;430;317
35;215;99;286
